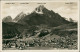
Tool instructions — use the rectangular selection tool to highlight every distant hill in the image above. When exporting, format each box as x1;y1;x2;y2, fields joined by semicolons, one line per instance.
2;16;12;22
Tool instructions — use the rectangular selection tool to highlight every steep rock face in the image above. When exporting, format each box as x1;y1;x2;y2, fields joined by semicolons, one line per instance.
13;12;26;22
35;5;44;14
2;16;12;22
17;5;69;27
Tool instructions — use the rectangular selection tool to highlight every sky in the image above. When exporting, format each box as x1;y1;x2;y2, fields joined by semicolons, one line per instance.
1;1;78;21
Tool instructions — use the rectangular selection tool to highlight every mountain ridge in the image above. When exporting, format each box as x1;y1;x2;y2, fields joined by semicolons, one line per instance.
17;5;70;27
2;5;75;39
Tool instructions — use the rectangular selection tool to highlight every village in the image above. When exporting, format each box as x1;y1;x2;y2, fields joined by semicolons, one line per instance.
2;25;77;50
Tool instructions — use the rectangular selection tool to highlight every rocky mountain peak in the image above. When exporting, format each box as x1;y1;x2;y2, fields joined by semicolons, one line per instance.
34;5;47;14
13;12;26;22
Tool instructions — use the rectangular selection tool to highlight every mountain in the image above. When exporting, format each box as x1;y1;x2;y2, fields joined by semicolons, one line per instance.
17;5;70;27
2;5;75;39
2;16;12;22
13;12;26;22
